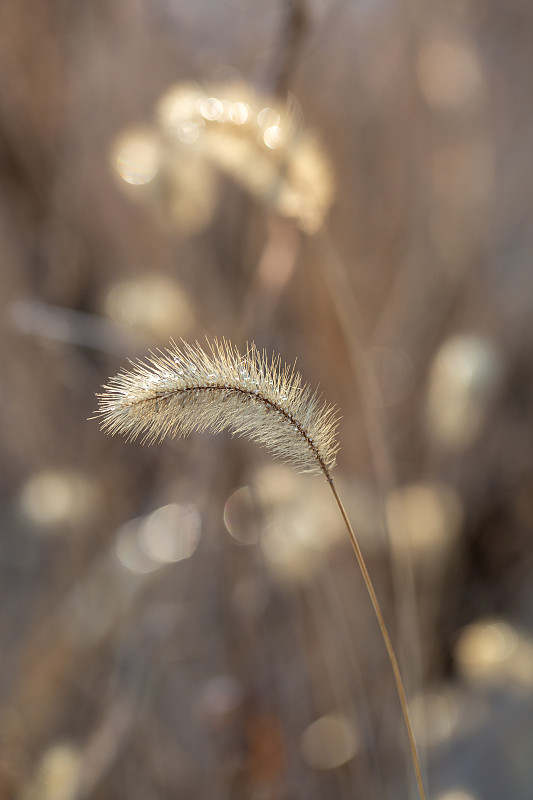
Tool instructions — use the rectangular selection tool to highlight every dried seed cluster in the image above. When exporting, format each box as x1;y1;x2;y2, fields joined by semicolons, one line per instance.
95;339;339;477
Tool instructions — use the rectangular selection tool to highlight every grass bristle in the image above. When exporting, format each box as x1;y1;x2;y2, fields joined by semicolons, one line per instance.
95;339;339;478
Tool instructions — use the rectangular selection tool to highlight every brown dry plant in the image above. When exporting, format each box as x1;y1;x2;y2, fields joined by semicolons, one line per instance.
112;81;334;234
94;338;426;800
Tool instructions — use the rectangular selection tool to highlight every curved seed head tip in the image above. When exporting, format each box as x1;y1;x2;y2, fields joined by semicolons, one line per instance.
94;339;340;477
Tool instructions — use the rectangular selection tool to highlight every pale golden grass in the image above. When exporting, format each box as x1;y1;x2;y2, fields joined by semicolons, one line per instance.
158;82;334;233
95;339;339;477
112;81;334;234
94;337;426;800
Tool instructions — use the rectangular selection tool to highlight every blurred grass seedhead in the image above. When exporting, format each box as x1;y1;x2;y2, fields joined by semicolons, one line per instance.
111;81;334;234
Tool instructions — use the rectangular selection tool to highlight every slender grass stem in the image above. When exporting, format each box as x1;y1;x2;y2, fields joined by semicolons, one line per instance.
327;476;426;800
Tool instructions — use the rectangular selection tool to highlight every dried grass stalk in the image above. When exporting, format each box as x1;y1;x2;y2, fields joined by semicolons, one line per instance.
94;338;425;800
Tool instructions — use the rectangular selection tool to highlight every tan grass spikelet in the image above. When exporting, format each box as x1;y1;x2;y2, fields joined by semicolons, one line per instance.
156;81;334;233
111;82;333;233
95;339;339;477
93;338;426;800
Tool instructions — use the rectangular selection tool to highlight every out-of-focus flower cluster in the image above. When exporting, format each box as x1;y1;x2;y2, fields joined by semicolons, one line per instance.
111;81;334;235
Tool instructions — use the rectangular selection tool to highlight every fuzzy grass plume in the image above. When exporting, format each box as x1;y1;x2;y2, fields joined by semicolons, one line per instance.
112;81;334;234
157;81;334;234
95;339;339;478
94;337;426;800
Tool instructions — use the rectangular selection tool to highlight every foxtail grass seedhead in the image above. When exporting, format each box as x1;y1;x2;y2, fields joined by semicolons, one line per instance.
95;339;339;477
94;339;426;800
111;81;334;234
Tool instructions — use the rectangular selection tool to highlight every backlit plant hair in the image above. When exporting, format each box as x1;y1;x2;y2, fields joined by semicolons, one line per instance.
112;81;333;235
95;338;426;800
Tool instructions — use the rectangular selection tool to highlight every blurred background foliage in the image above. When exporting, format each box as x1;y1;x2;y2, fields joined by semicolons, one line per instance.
1;0;533;798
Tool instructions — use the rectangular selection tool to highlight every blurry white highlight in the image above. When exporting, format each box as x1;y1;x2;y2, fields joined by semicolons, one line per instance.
300;713;359;770
257;107;281;128
417;38;484;110
263;125;283;149
115;518;158;575
197;675;244;729
176;120;201;144
435;791;478;800
410;688;459;747
229;101;250;125
140;503;200;564
386;482;463;566
255;465;344;584
223;486;260;545
116;503;201;574
104;275;193;339
199;96;226;121
21;742;81;800
20;470;98;530
454;619;533;688
426;335;503;450
113;128;160;186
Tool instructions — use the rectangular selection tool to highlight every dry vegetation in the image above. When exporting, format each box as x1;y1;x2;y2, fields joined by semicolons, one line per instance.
1;1;533;799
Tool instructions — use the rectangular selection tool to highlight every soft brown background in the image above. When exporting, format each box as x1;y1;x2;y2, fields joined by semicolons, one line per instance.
1;1;533;798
